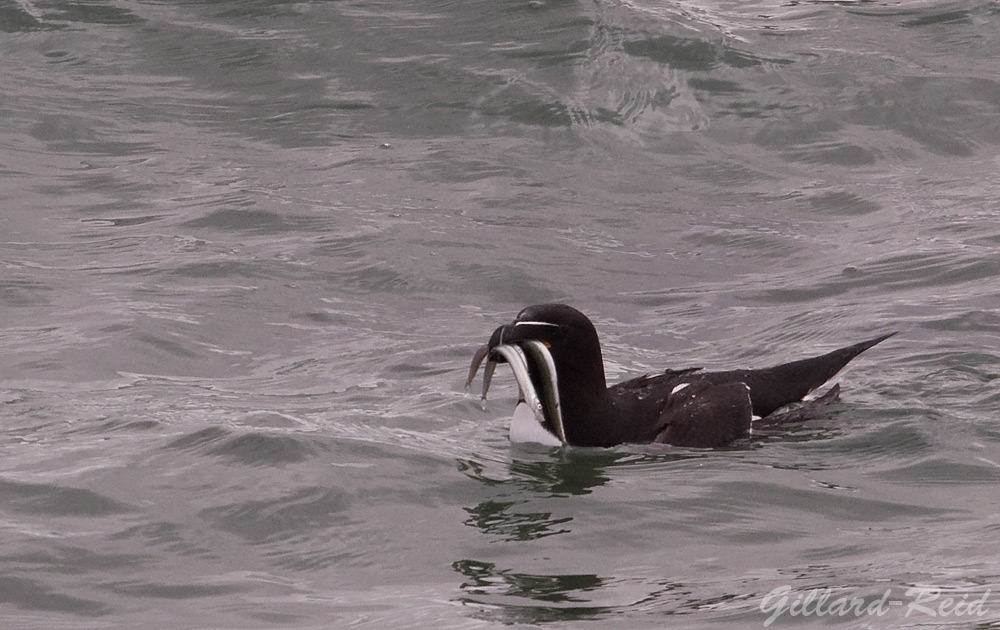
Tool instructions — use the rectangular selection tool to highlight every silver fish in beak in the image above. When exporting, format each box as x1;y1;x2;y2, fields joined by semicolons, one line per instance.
466;339;566;445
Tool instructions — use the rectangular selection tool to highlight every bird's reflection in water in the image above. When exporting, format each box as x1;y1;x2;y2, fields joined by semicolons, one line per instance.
453;558;612;623
456;448;619;542
457;447;705;540
461;496;573;541
454;447;708;622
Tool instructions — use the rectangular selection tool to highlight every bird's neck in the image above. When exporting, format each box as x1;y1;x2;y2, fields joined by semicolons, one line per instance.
557;360;621;447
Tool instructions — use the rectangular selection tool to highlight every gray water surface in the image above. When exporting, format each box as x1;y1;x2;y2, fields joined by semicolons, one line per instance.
1;0;999;628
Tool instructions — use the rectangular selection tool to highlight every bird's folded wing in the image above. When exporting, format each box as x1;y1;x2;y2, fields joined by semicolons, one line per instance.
654;380;753;447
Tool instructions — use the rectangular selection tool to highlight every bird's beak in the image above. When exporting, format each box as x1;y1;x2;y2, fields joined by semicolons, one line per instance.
466;327;566;445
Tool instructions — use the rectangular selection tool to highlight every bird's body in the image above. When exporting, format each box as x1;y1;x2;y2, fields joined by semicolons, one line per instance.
468;304;894;448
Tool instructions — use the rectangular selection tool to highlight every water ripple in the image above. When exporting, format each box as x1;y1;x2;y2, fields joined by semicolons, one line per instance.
0;477;133;517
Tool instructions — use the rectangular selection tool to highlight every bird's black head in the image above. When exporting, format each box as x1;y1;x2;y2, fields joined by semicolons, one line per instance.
492;304;607;391
468;304;610;445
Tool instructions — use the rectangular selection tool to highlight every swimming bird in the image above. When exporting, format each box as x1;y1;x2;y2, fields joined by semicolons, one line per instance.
466;303;895;448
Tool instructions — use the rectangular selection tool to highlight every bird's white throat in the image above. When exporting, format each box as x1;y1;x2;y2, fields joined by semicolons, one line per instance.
509;401;563;447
